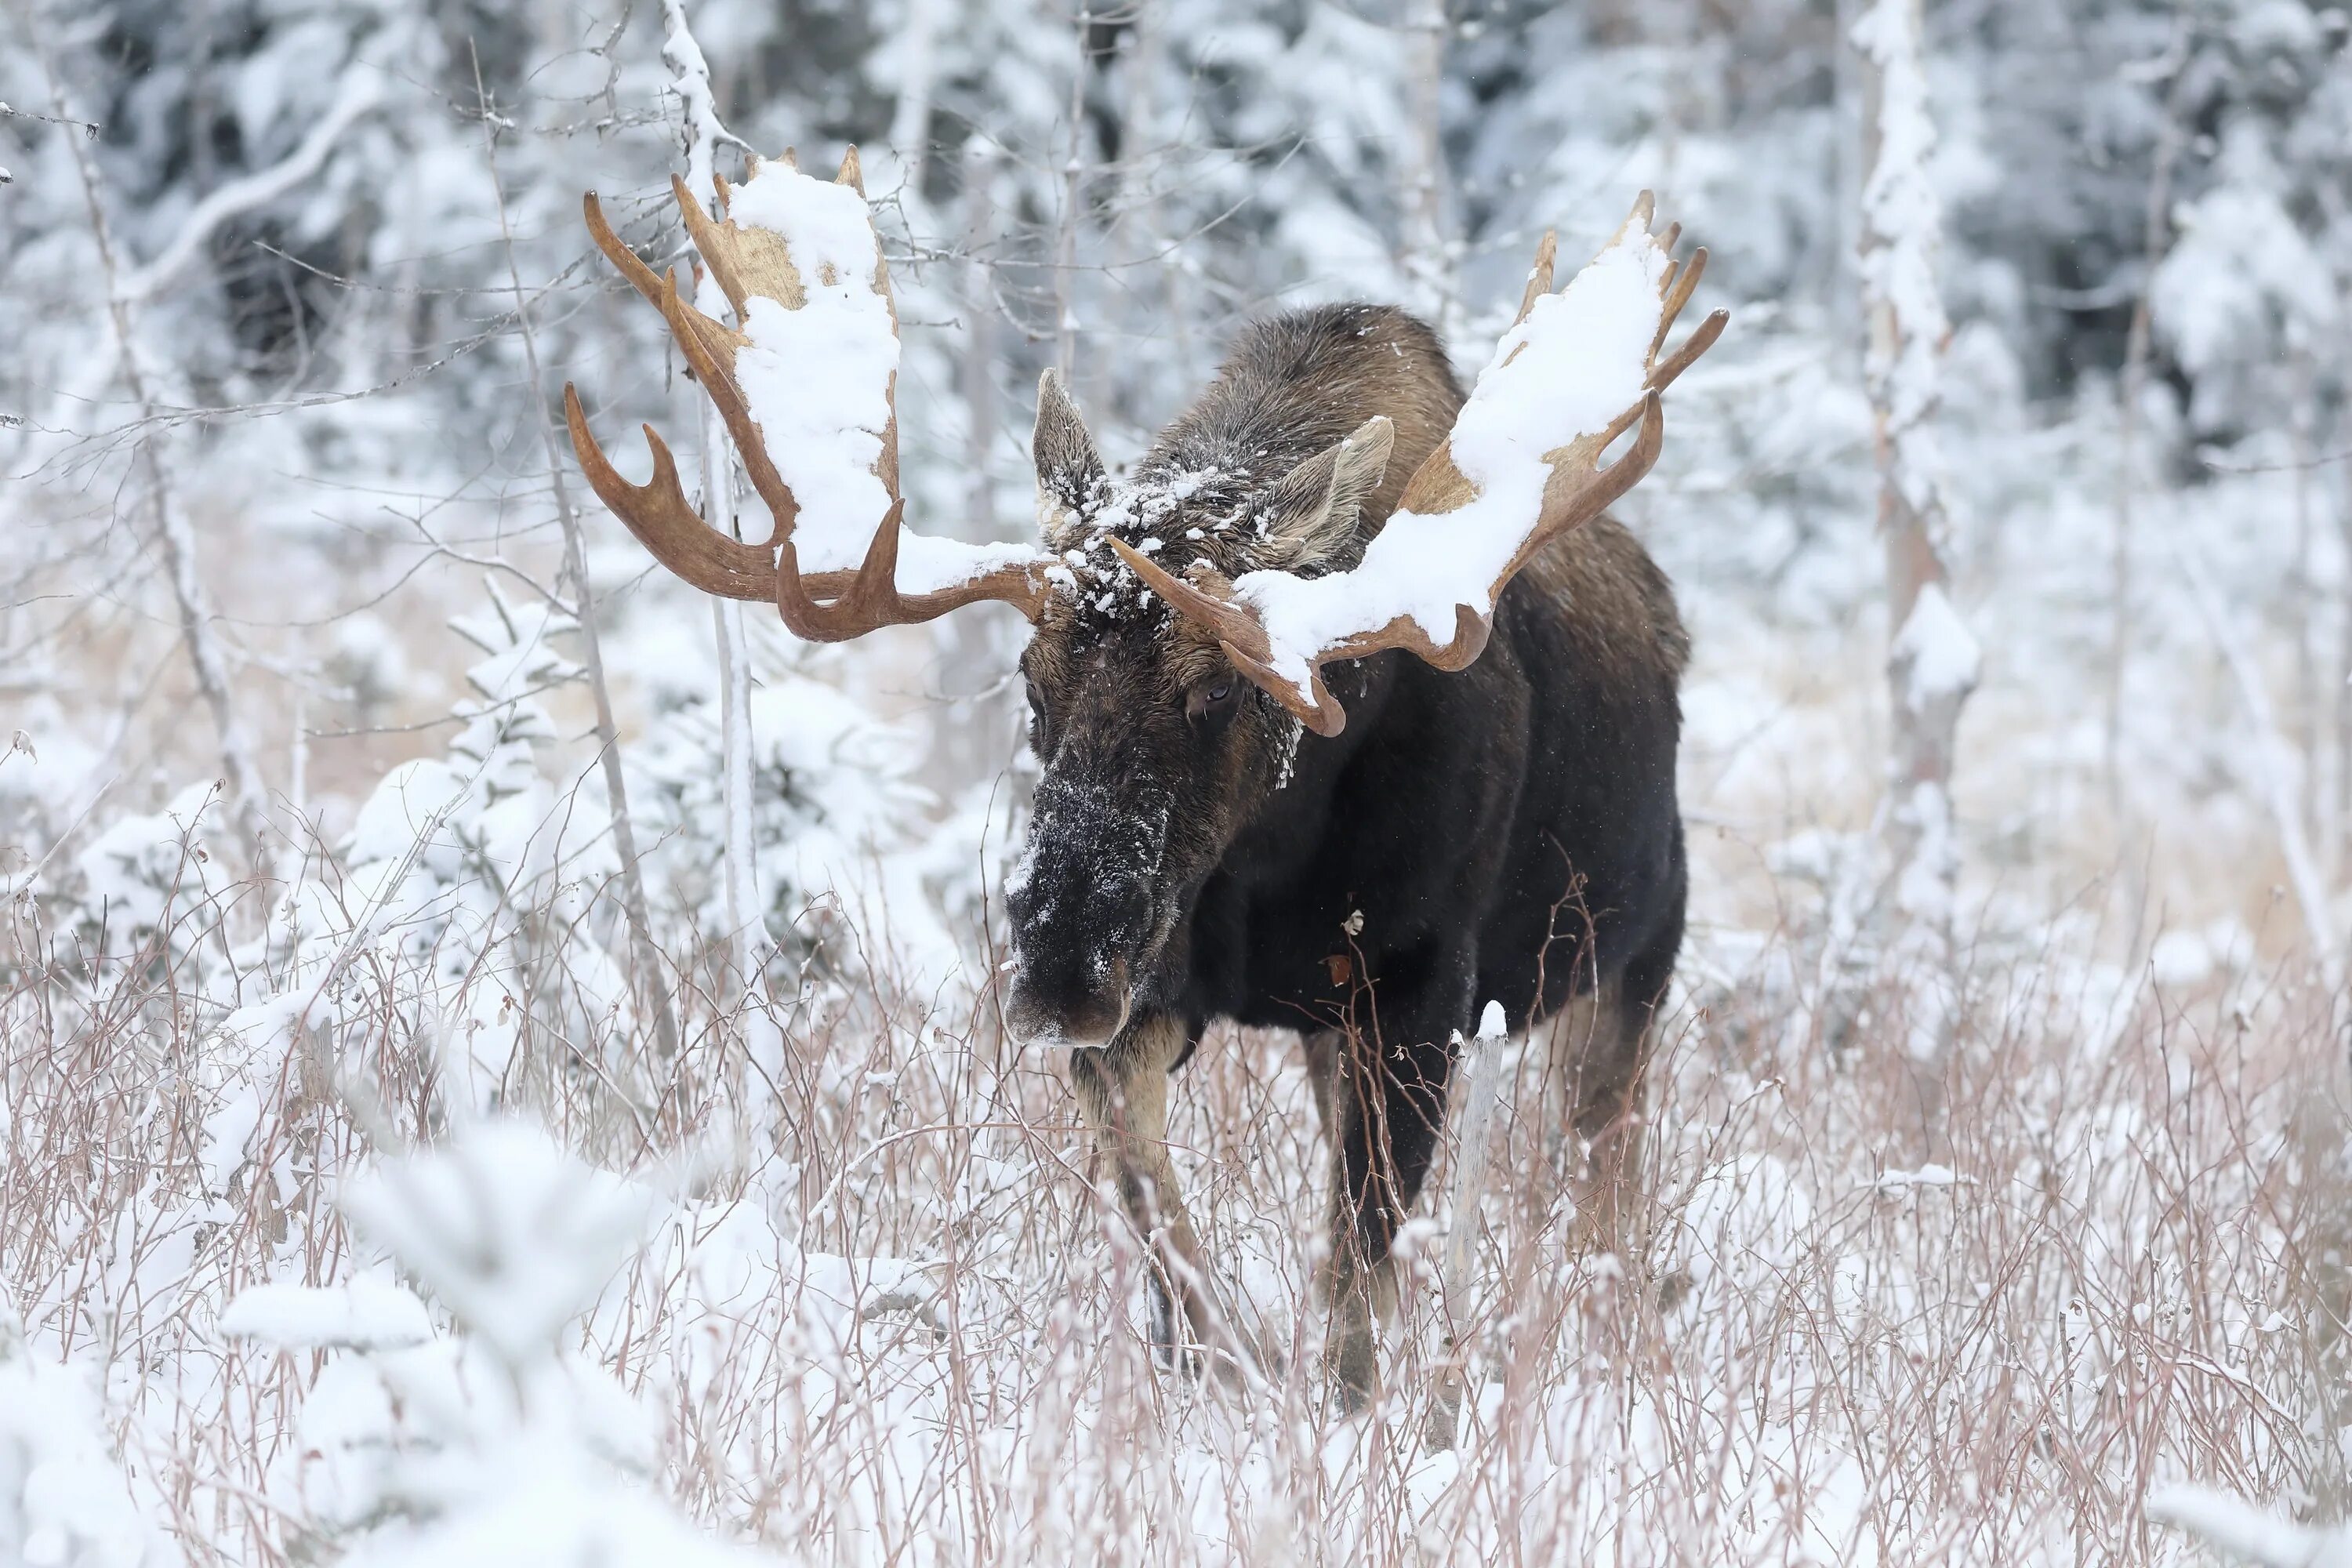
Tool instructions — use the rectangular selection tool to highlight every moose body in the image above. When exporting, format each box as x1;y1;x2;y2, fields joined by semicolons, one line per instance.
565;153;1719;1400
1005;306;1690;1392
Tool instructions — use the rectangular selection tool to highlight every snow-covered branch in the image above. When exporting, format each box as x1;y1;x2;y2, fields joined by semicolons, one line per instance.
2150;1485;2352;1568
119;82;382;303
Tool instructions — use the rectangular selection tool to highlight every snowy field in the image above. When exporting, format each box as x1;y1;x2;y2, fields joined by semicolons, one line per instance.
5;1;2352;1564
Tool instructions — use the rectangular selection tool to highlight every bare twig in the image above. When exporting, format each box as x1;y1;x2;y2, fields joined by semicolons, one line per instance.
2176;541;2346;1039
39;45;270;849
473;50;681;1061
1854;0;1978;1067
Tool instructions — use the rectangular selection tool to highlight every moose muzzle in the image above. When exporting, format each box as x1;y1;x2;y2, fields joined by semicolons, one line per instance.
1004;788;1161;1047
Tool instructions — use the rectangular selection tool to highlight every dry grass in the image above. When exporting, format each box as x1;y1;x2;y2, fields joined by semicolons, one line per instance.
4;806;2341;1566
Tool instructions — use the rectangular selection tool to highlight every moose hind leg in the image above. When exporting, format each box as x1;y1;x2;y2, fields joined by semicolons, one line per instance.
1070;1014;1232;1374
1325;1026;1455;1406
1552;946;1674;1253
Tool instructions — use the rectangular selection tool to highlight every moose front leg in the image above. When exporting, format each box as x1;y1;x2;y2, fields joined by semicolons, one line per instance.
1070;1013;1232;1374
1323;966;1470;1407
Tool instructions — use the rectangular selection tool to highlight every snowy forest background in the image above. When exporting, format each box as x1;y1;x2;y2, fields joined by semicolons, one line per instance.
5;0;2352;1563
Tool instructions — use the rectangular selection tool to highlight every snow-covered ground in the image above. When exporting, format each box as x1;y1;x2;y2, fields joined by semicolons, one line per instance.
0;773;2333;1565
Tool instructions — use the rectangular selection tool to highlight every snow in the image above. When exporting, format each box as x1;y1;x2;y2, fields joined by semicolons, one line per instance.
719;160;1050;597
0;1314;168;1568
1871;1163;1963;1192
1228;212;1669;693
337;1123;663;1368
727;172;896;550
1891;581;1981;706
2147;1484;2352;1567
8;2;2352;1563
220;1280;435;1351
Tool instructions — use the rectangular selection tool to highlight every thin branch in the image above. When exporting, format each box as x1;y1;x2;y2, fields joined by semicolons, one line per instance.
659;0;766;1045
2176;541;2346;1018
38;42;270;848
472;49;681;1060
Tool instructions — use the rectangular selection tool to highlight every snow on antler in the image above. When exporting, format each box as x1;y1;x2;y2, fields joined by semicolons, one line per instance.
1109;196;1723;735
565;151;1051;636
717;165;902;568
1237;213;1673;687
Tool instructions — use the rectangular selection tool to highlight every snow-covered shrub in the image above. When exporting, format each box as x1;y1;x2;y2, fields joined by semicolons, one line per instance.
223;1120;757;1566
630;627;950;987
271;577;633;1111
64;782;228;955
0;1309;167;1568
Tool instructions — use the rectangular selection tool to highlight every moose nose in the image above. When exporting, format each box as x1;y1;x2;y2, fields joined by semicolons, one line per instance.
1004;873;1152;1048
1093;873;1151;942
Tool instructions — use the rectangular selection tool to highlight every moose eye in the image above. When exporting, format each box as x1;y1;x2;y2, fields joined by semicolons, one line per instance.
1187;678;1241;730
1025;678;1054;746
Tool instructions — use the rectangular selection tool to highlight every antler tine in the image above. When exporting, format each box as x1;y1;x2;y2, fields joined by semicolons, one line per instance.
1512;230;1559;328
651;263;804;549
583;192;666;308
1654;305;1730;394
779;497;1049;640
562;384;775;601
1650;245;1709;366
775;499;902;641
673;173;756;320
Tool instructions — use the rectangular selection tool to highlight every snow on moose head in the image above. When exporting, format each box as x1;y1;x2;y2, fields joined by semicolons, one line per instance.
564;146;1722;1051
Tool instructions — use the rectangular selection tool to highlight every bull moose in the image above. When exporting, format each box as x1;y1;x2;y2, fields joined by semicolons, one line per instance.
564;148;1723;1401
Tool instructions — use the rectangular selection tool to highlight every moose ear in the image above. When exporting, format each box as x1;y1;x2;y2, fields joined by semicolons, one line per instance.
1259;416;1396;571
1032;369;1106;549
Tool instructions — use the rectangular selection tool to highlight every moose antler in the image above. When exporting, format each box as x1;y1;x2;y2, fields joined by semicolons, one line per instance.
1109;193;1727;736
563;147;1053;640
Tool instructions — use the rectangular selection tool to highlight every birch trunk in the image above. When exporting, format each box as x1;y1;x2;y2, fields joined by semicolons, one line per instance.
43;51;270;851
474;52;681;1062
661;2;764;1009
887;0;942;196
1854;0;1978;1061
1399;0;1452;335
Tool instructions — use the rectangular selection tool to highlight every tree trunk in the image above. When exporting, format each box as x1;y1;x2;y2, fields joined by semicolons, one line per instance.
887;0;941;197
661;1;764;1015
1854;0;1978;1061
1399;0;1452;334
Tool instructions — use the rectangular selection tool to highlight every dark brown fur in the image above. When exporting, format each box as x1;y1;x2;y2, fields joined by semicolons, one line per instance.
1005;303;1689;1399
